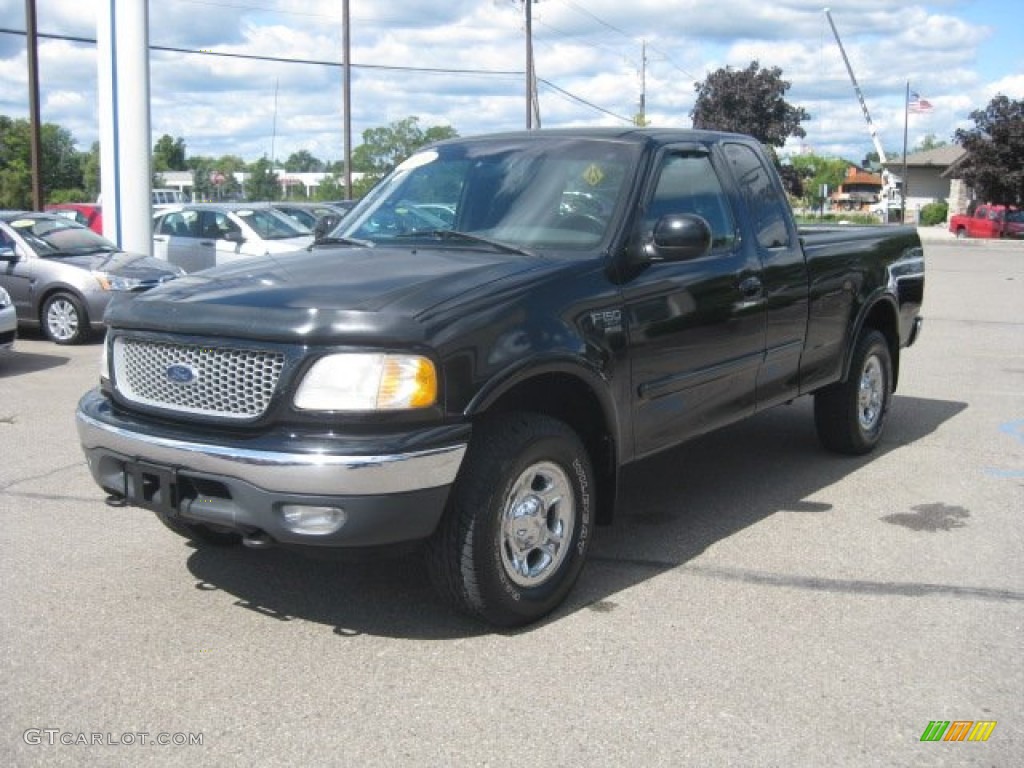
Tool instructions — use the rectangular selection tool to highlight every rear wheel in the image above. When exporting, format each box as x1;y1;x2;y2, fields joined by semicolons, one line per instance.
41;292;90;344
426;413;593;627
814;330;893;455
955;227;968;239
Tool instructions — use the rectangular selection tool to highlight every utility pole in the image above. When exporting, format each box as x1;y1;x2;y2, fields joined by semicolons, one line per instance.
637;40;647;126
25;0;44;210
525;1;540;129
343;0;352;199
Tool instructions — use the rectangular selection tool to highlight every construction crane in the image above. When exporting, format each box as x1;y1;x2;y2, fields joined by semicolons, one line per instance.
823;7;887;164
823;7;901;218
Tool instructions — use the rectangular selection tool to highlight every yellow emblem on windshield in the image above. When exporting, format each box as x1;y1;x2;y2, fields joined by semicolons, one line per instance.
582;164;605;187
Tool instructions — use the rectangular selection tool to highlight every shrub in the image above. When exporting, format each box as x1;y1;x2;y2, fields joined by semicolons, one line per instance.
919;201;949;227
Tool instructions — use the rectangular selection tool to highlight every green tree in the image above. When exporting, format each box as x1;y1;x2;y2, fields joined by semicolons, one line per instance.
0;115;86;206
153;134;187;172
244;156;280;201
691;61;810;147
788;154;850;211
81;141;101;200
312;174;345;201
954;94;1024;205
915;133;948;153
351;116;458;184
284;149;324;173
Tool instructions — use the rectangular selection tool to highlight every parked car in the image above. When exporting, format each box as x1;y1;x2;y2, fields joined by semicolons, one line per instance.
0;285;15;352
271;202;351;231
152;203;314;273
949;203;1024;239
45;203;103;234
0;212;184;344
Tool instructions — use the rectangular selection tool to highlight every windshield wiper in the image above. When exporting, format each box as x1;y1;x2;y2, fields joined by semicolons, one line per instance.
308;235;373;250
395;230;536;258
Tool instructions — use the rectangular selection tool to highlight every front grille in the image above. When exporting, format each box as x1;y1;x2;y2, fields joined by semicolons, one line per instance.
112;337;285;419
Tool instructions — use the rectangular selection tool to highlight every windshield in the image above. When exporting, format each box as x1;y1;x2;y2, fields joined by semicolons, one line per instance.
8;216;117;256
338;137;640;251
235;208;310;239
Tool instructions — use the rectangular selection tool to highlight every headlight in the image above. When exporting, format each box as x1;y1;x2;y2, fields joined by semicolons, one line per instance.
93;272;142;291
0;285;11;308
294;353;437;411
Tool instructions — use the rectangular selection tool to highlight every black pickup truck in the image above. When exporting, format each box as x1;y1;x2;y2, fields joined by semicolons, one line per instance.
76;129;924;626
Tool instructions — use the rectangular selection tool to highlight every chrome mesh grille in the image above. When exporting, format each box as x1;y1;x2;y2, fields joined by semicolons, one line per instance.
112;337;285;419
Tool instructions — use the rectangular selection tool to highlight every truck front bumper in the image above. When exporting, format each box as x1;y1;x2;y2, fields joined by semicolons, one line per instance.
75;389;467;548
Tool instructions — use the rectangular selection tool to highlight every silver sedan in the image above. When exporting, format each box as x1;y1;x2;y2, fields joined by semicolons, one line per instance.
0;212;184;344
0;285;15;352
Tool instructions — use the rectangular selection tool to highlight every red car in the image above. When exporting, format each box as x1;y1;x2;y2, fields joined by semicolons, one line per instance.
948;203;1024;239
44;203;103;235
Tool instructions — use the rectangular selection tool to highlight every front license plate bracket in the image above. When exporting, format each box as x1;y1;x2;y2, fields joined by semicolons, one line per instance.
124;460;179;516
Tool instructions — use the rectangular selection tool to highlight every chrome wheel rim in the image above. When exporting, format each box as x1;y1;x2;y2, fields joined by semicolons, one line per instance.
46;298;79;341
500;461;575;588
858;355;884;431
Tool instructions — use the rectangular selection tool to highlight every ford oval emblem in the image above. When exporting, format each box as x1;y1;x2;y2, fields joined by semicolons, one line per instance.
166;363;198;385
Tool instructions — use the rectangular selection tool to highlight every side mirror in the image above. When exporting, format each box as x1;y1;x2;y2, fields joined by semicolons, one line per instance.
223;230;244;244
314;214;342;243
0;245;17;261
642;214;712;263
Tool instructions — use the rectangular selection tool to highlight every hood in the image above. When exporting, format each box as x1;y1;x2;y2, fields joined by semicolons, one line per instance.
62;249;182;280
105;244;558;343
250;236;314;254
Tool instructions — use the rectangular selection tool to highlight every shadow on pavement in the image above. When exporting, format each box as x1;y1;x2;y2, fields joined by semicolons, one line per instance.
184;394;966;639
0;345;70;377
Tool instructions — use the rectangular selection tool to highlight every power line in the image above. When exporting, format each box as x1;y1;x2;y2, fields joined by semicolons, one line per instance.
0;26;631;124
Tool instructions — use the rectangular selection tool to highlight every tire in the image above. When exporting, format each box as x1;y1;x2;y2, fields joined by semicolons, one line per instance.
157;514;241;546
955;227;967;240
426;413;594;627
41;292;90;344
814;330;893;455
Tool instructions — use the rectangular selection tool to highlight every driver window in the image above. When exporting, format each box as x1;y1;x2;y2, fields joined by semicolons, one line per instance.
645;153;736;249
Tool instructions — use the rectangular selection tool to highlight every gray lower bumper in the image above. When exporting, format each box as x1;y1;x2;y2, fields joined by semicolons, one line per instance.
75;390;467;547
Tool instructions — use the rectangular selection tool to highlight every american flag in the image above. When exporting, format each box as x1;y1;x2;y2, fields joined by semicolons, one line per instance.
909;92;934;113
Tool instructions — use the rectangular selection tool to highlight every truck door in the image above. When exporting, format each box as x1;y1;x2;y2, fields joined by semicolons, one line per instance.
721;142;808;409
624;146;766;458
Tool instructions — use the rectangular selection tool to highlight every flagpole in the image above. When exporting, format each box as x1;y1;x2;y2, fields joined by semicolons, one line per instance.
901;81;909;224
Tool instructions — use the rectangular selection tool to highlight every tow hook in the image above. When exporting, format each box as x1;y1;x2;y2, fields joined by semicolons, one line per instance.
242;531;273;549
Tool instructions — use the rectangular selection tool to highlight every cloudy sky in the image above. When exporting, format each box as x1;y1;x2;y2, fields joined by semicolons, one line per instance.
1;0;1022;166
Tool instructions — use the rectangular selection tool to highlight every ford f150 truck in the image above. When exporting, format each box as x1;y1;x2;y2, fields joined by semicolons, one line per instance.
76;129;924;626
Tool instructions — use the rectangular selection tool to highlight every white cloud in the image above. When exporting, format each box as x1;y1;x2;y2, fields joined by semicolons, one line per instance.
0;0;1020;165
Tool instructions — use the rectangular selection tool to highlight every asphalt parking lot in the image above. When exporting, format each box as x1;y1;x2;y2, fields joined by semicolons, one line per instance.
1;233;1021;767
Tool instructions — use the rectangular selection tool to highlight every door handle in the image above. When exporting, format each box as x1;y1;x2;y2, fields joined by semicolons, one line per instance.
199;241;214;246
738;276;763;298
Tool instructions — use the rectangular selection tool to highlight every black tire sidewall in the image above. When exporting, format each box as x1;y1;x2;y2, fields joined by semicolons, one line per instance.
462;416;593;626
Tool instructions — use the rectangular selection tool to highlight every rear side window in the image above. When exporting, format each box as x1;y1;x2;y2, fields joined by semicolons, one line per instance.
723;143;792;249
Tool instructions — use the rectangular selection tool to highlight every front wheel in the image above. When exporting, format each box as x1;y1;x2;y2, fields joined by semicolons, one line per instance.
955;227;968;239
41;292;90;344
426;413;594;627
814;330;893;455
